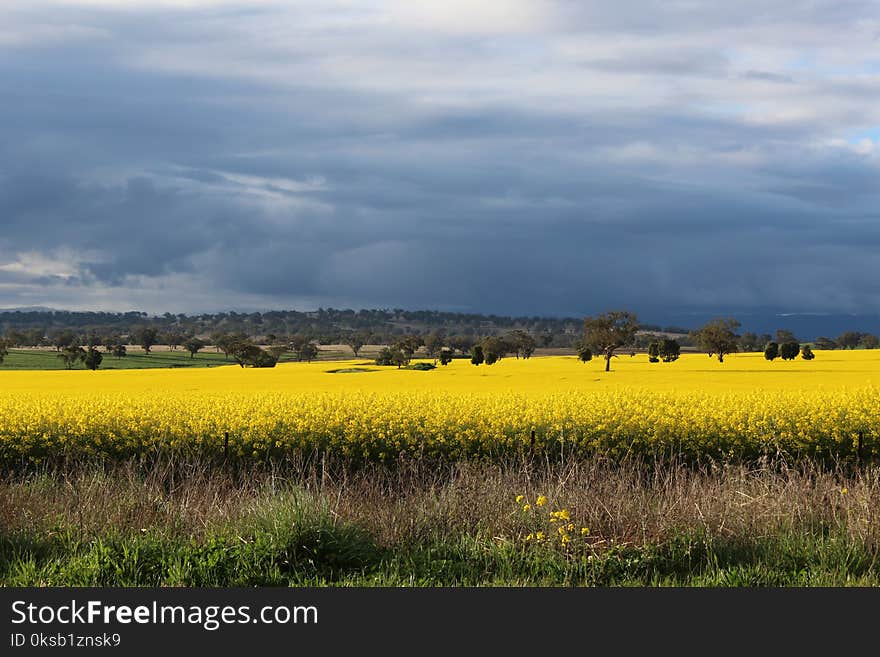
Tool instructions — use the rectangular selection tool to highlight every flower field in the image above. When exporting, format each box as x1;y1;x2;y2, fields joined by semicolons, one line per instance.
2;350;879;463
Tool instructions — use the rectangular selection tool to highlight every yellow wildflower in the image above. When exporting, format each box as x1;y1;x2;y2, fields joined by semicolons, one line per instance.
536;495;547;507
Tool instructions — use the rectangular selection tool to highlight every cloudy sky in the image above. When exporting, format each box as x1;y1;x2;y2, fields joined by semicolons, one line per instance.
1;0;879;317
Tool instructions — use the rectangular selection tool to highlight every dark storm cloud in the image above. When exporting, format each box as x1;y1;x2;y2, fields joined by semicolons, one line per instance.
0;1;879;315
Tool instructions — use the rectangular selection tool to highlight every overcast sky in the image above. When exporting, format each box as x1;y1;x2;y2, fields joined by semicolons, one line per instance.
1;0;879;317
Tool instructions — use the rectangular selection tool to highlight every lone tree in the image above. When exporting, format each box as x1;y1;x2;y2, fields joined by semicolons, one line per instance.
801;345;815;360
134;327;159;354
184;337;206;359
779;341;800;361
83;347;103;370
575;343;593;363
582;310;639;372
470;344;484;366
764;341;779;361
647;341;661;363
659;338;681;362
438;347;454;366
690;318;740;363
345;332;368;358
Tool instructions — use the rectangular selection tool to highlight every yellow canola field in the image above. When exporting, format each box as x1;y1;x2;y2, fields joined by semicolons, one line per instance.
2;351;879;462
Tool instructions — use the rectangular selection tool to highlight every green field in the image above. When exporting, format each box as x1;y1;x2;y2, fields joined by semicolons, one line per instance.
0;348;234;370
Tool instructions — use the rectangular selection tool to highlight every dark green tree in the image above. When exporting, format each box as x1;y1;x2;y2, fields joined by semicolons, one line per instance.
84;347;103;370
576;343;592;363
184;337;206;358
801;345;815;360
134;327;159;354
660;338;681;362
582;310;640;372
779;341;800;360
375;346;408;368
647;341;660;363
764;342;779;361
859;334;879;349
690;318;740;363
58;344;86;369
470;344;484;366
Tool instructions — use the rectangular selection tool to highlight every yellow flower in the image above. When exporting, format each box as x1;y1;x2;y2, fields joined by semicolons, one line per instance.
525;533;533;541
522;504;531;511
515;495;525;504
535;531;544;541
841;488;848;495
567;523;575;531
536;495;547;507
581;527;590;536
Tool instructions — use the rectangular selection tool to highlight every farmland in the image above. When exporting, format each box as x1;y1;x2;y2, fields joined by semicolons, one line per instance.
1;351;878;464
3;350;880;586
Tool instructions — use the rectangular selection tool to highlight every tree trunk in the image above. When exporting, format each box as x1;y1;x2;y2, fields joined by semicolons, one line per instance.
718;352;724;363
605;350;612;372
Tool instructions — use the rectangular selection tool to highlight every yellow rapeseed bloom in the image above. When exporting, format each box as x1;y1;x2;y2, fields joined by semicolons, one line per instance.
0;352;877;464
515;495;525;504
536;495;547;507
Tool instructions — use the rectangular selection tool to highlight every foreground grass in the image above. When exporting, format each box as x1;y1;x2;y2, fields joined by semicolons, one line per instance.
1;458;878;586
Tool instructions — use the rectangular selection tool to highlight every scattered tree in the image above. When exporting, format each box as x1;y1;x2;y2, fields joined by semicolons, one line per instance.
480;336;508;365
345;332;369;358
438;347;454;366
375;346;408;368
505;330;536;359
801;345;815;360
582;310;640;372
423;332;446;360
133;327;159;354
859;334;879;350
764;341;779;361
779;341;800;361
647;341;660;363
58;344;86;369
83;347;103;370
470;345;485;366
690;317;740;363
813;336;837;350
0;338;9;365
738;332;761;352
837;331;862;350
576;343;593;363
659;338;681;362
184;337;206;359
